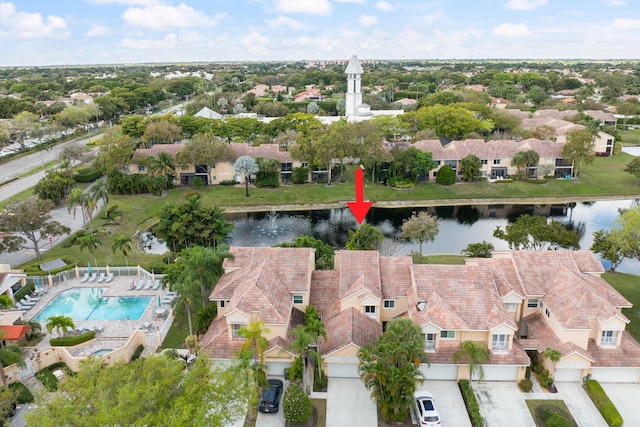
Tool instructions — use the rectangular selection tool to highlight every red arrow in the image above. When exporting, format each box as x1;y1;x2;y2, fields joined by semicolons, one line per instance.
347;168;372;224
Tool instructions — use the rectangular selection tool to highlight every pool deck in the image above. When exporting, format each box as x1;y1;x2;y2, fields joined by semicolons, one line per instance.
22;274;175;357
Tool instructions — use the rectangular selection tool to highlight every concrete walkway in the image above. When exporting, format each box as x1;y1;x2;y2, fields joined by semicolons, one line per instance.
600;383;640;427
556;382;607;427
473;382;536;427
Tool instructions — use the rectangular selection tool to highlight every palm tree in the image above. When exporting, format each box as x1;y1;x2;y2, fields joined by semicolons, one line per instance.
67;187;89;227
453;341;490;384
0;330;25;387
170;280;200;337
46;315;75;337
0;295;14;310
544;347;561;388
78;233;102;268
238;321;270;367
90;180;109;218
148;151;176;190
176;245;233;307
111;235;133;267
83;198;98;232
304;316;327;348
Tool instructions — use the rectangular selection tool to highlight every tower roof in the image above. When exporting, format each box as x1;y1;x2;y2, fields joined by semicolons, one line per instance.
345;55;363;74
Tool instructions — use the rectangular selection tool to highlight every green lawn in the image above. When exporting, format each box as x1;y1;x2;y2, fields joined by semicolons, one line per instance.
20;152;640;272
603;272;640;342
620;128;640;146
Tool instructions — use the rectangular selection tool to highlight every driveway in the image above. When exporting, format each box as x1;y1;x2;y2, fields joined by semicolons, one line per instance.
472;382;536;427
556;382;607;427
599;383;640;427
255;376;287;427
417;381;472;426
327;378;377;427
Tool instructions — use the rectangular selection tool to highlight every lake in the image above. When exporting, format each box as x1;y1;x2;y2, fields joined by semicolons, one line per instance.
227;199;640;275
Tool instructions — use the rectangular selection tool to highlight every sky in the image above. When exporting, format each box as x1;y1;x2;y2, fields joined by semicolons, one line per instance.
0;0;639;67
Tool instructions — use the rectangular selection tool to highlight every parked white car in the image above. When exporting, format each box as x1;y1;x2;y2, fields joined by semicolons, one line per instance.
414;391;441;426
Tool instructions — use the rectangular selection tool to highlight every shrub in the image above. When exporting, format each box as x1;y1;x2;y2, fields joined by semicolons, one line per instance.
436;165;456;185
313;367;328;391
584;379;623;427
283;382;312;424
538;369;553;388
73;167;102;183
130;345;144;362
289;356;303;381
388;178;416;188
9;382;34;403
36;369;58;392
459;380;484;427
494;179;513;183
519;379;533;392
50;330;96;346
219;179;238;186
546;413;573;427
13;283;35;301
525;366;532;380
291;167;308;184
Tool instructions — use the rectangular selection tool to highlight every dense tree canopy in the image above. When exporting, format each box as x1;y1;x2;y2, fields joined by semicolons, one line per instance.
24;355;251;427
358;318;427;422
493;214;580;250
400;211;440;257
562;129;595;178
154;195;233;252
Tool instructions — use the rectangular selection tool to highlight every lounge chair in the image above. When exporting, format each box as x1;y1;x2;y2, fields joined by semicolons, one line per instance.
135;279;144;290
142;321;152;329
105;273;114;283
19;298;36;306
144;279;153;290
14;302;29;310
25;294;40;303
94;325;103;333
80;272;90;283
166;291;177;296
152;279;161;290
88;273;98;282
97;273;105;283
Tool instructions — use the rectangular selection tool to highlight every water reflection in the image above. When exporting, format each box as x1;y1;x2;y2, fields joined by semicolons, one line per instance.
227;199;640;275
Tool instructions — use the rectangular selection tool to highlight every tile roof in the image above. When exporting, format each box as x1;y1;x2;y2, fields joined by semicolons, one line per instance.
380;256;413;298
225;261;292;324
133;144;184;159
309;270;340;318
411;138;564;161
583;110;616;123
321;307;382;355
587;331;640;368
534;109;579;120
411;264;516;331
520;117;583;135
337;251;382;300
228;143;295;163
519;313;593;361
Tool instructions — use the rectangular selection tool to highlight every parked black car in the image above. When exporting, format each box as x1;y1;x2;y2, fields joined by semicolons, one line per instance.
259;379;283;413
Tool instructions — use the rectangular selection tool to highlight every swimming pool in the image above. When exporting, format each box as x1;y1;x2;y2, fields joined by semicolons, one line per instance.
33;288;152;322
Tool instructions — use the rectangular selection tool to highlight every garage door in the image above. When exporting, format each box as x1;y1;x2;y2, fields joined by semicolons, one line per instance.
327;362;360;378
555;368;582;382
483;365;518;381
591;367;640;383
420;364;457;380
266;361;291;377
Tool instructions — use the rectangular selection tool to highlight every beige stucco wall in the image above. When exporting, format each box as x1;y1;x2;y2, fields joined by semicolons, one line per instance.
592;316;627;347
213;162;236;183
380;297;406;322
326;344;360;359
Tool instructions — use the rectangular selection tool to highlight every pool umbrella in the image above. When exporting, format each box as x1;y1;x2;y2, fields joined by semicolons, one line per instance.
35;278;41;293
87;262;92;274
157;295;161;307
75;264;80;279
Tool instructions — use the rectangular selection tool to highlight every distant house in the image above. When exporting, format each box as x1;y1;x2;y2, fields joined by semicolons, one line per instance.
294;88;324;102
130;143;306;186
490;97;512;109
201;248;640;383
583;110;617;127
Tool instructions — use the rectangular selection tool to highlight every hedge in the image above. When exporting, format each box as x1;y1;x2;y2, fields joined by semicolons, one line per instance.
50;330;96;346
73;167;102;183
519;379;533;392
584;379;623;427
9;382;34;403
458;380;484;427
130;344;144;362
13;282;35;302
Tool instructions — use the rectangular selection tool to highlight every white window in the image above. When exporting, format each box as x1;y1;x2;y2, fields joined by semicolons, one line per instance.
425;333;436;352
138;166;146;172
231;323;243;339
504;303;517;312
481;159;488;165
293;295;303;305
601;330;617;348
545;308;550;317
220;300;225;308
527;298;538;308
364;305;376;316
493;159;501;165
440;330;455;339
383;299;395;309
492;334;508;353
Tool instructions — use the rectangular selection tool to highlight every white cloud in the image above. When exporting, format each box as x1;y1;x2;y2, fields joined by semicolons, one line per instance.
121;33;177;49
493;23;531;37
359;14;378;26
122;3;221;30
602;0;625;5
85;24;111;37
504;0;547;10
242;31;269;46
0;2;69;39
613;18;640;29
375;1;394;11
87;0;159;4
266;15;303;30
335;0;365;2
276;0;331;15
